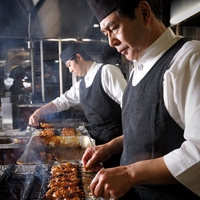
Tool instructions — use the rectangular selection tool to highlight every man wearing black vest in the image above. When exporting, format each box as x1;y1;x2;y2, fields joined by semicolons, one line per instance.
83;0;200;199
29;42;127;169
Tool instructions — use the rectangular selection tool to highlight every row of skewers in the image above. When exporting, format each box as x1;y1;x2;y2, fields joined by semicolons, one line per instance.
43;162;95;200
40;123;76;136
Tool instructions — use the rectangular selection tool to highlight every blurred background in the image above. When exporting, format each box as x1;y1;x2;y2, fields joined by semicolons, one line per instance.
0;0;200;130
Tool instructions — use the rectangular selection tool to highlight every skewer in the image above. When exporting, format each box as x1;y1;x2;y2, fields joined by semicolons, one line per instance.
80;178;92;180
80;185;90;188
78;170;96;173
78;174;93;178
80;184;90;187
80;187;90;190
78;174;92;176
79;173;93;176
82;181;92;184
50;170;94;173
80;188;90;192
80;194;93;197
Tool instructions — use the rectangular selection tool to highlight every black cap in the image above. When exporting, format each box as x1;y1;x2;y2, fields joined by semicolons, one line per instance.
9;65;25;80
60;43;86;64
86;0;124;22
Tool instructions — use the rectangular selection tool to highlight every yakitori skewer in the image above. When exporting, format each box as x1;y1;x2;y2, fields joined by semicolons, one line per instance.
80;194;93;197
43;162;96;199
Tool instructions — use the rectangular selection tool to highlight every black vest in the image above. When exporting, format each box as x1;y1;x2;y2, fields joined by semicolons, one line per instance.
120;38;198;198
80;65;122;145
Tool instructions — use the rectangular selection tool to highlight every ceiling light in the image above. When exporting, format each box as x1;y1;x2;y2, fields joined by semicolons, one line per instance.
93;24;99;28
170;3;200;25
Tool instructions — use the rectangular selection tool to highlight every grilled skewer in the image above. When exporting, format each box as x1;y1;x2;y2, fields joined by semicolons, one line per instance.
61;127;76;136
40;122;54;128
41;162;95;200
45;186;85;199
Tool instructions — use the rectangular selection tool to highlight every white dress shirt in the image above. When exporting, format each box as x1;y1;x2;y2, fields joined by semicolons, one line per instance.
52;62;127;111
132;27;200;196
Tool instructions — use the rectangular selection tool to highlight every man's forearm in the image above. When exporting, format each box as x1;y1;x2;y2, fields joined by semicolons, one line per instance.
106;135;124;156
127;157;179;186
36;102;58;116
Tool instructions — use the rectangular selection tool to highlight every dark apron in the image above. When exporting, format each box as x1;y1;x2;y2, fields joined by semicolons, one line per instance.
120;38;200;199
80;65;122;168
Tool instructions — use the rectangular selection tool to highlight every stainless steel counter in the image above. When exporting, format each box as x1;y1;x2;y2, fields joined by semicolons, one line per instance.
0;129;30;149
17;103;46;108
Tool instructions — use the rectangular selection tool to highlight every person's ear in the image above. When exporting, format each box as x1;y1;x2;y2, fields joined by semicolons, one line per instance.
76;53;83;61
138;1;151;26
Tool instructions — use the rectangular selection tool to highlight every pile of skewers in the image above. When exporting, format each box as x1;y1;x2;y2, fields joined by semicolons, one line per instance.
40;123;56;136
41;128;56;136
43;162;94;200
39;123;76;136
61;128;76;136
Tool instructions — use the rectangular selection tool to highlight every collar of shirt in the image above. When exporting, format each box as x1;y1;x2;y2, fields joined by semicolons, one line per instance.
131;27;179;86
84;61;101;88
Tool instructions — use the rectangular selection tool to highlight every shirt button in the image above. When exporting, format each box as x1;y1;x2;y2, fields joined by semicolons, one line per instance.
138;64;143;71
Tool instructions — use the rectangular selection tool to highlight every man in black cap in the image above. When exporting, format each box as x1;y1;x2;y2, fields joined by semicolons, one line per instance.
29;42;127;168
82;0;200;199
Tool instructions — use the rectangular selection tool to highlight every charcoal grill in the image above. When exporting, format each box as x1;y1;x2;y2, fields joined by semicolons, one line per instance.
0;126;101;199
0;161;100;200
0;163;42;200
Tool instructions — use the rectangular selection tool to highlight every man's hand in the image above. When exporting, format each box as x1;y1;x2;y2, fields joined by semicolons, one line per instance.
82;136;124;171
28;102;58;127
28;110;41;126
90;166;133;200
88;157;179;199
82;144;111;171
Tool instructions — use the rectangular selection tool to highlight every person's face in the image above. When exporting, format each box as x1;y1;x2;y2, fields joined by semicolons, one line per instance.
65;55;85;77
100;7;150;61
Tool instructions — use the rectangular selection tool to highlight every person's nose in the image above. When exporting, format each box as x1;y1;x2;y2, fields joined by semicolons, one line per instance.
108;33;120;47
69;68;73;73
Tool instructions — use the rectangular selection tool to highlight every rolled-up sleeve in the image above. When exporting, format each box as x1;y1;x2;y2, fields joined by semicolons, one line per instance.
52;80;81;112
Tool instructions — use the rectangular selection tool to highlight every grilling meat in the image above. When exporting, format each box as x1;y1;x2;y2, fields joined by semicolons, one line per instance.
61;128;76;136
43;162;85;200
40;123;54;128
45;187;83;200
41;128;56;136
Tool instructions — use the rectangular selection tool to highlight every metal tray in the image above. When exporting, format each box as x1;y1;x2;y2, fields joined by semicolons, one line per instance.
46;118;88;128
27;125;90;138
30;127;82;137
17;135;94;165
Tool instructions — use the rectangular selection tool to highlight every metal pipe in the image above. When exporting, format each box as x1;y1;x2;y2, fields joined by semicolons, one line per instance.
58;38;63;95
30;45;36;100
28;13;31;38
27;12;36;103
40;39;45;102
